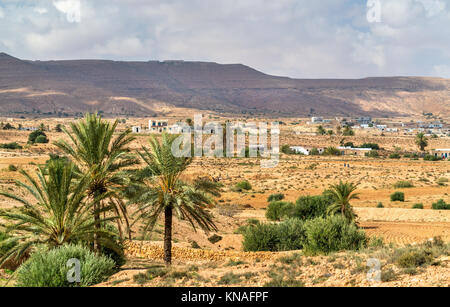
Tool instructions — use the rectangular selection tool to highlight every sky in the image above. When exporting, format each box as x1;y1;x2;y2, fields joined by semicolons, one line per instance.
0;0;449;79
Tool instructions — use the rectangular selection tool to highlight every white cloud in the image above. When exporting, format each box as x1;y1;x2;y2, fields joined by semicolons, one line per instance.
0;7;4;19
433;65;450;78
0;0;449;78
53;0;81;23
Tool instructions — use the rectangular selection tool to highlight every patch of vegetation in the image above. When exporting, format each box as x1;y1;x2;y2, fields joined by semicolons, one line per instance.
389;153;401;159
376;202;384;208
302;216;368;255
390;192;405;202
424;155;442;161
233;180;252;192
28;130;49;144
267;193;285;202
218;272;242;285
393;181;414;188
265;201;294;221
381;268;397;282
412;203;424;209
323;147;341;156
208;234;223;244
0;142;22;150
15;244;116;287
431;199;450;210
7;164;17;172
242;219;306;252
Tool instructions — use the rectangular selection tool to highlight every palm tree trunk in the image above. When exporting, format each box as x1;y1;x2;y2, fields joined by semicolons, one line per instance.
93;201;101;252
164;206;173;266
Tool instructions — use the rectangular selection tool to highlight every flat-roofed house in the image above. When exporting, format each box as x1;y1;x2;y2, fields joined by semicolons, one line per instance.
149;119;169;133
337;146;372;156
430;149;450;159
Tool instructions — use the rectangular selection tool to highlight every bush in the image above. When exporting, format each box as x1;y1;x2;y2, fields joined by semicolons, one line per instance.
323;147;340;156
412;203;424;209
309;148;320;156
242;219;305;252
389;153;401;159
302;216;367;255
265;201;294;221
393;181;414;188
35;135;49;144
390;192;405;202
208;234;223;244
8;164;17;172
360;143;380;150
365;150;379;158
376;202;384;208
290;194;333;220
16;244;116;287
28;130;48;144
233;180;252;192
432;199;450;210
395;249;433;268
424;155;442;161
267;193;285;202
0;142;22;150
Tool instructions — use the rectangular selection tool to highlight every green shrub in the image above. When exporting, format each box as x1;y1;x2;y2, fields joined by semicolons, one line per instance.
291;194;333;220
8;164;17;172
0;142;22;150
393;181;414;188
242;219;305;252
360;143;380;150
390;192;405;202
412;203;424;209
389;153;401;159
302;216;367;255
35;135;49;144
233;180;252;192
424;155;442;161
323;147;340;156
265;201;294;221
267;193;285;202
28;130;48;144
16;244;116;287
309;148;320;156
365;150;379;158
395;249;433;268
432;199;450;210
376;202;384;208
208;234;223;244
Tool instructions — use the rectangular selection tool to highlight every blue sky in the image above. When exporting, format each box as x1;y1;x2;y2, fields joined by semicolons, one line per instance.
0;0;449;78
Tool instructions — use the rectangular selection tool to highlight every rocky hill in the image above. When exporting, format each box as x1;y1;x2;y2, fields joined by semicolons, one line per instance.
0;53;449;117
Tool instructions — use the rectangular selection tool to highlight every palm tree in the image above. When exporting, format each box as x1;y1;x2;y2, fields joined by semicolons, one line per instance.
0;160;119;266
132;134;220;265
325;181;359;223
317;125;326;135
415;133;428;151
54;113;138;250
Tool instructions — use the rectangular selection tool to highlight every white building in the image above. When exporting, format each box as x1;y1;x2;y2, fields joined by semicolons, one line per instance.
311;117;323;124
149;119;169;133
132;126;142;133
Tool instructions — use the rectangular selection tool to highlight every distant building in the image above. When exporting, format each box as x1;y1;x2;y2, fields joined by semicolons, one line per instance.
430;149;450;159
289;146;324;155
337;146;372;156
356;117;372;124
132;126;142;133
149;119;169;133
311;117;323;124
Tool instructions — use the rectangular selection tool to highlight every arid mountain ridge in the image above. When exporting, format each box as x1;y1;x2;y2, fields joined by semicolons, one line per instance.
0;52;449;117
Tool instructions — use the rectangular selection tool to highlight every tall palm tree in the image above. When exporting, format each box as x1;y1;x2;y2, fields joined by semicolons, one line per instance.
132;134;220;265
0;160;119;266
54;113;138;250
415;133;428;151
325;181;359;223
